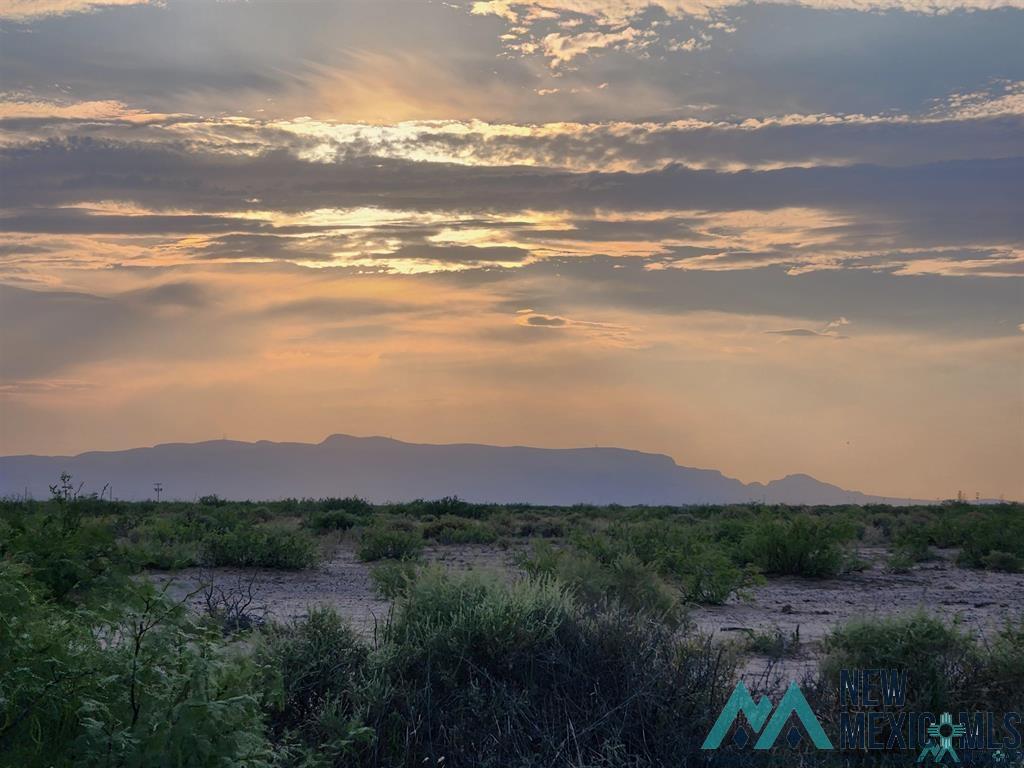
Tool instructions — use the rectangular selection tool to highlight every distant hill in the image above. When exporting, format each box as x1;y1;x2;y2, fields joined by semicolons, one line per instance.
0;434;915;505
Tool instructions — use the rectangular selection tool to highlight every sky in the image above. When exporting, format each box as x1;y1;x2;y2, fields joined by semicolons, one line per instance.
0;0;1021;500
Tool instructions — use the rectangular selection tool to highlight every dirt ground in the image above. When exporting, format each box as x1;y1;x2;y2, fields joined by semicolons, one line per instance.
148;543;1022;681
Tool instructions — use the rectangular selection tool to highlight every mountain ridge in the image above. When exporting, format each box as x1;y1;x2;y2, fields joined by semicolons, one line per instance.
0;433;919;505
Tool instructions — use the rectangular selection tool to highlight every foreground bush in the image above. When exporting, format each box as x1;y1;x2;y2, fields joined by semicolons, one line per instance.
257;607;373;764
820;611;1024;712
0;564;270;767
252;570;740;767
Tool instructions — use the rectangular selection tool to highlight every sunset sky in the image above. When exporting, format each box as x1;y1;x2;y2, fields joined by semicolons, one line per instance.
0;0;1021;500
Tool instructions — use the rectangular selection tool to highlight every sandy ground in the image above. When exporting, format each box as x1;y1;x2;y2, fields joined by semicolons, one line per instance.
148;543;1022;681
149;543;528;637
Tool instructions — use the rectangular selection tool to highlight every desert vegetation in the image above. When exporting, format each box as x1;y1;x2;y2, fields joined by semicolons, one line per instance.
1;481;1022;766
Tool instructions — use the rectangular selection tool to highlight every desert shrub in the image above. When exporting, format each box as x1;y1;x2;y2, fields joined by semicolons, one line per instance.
0;565;270;767
317;496;375;516
817;613;1024;719
130;539;202;570
1;499;123;602
512;513;566;538
384;568;570;661
679;547;754;604
892;519;936;562
955;507;1024;568
983;619;1024;710
359;569;736;767
520;542;682;625
370;560;419;599
357;525;423;561
307;509;359;533
981;549;1022;572
257;607;372;763
740;514;854;577
204;526;319;569
420;515;498;544
572;522;755;605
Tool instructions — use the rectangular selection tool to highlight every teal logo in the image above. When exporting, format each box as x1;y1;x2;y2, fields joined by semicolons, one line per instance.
918;713;967;763
703;680;834;750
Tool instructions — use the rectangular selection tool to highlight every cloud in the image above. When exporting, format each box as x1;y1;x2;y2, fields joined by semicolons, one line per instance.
469;0;1024;70
766;317;850;339
470;0;1024;25
516;311;637;344
0;0;151;21
380;244;532;264
11;90;1018;174
0;98;167;122
0;281;224;379
541;27;646;66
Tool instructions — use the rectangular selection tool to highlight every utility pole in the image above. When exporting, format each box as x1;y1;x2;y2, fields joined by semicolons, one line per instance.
154;482;163;502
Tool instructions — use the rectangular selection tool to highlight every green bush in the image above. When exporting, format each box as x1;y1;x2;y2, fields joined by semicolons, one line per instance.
420;515;498;544
571;522;756;605
317;496;375;516
892;519;936;562
819;612;1023;712
520;542;682;625
257;606;372;762
358;569;735;767
956;508;1024;568
740;514;854;577
356;525;423;561
204;526;319;569
0;564;270;767
1;502;122;602
307;509;359;533
981;549;1022;572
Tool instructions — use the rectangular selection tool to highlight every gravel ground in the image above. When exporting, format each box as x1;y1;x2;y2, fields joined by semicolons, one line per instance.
148;543;1023;682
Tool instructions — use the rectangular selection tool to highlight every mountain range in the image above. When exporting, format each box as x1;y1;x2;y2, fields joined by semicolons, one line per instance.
0;434;916;505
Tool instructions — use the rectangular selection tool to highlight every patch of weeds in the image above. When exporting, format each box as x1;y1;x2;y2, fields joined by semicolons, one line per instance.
744;626;802;659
